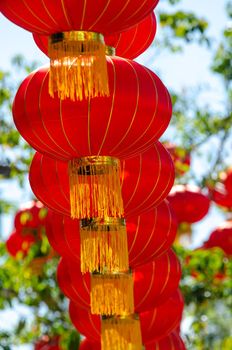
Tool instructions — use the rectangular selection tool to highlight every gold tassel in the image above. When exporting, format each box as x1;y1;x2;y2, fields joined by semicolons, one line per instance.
101;315;142;350
80;217;129;273
69;156;124;219
48;31;109;101
91;272;134;315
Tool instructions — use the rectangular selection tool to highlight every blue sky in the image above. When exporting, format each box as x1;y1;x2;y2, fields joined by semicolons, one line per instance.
0;1;229;348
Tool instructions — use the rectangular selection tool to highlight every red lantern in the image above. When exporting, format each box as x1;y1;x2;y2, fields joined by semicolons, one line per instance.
223;168;232;194
45;199;177;269
14;200;47;232
69;289;184;345
57;249;181;315
33;13;157;60
211;181;232;209
0;1;158;35
6;230;35;257
145;331;186;350
79;339;101;350
168;184;210;224
29;142;174;219
35;336;60;350
1;0;159;100
203;220;232;255
13;59;171;161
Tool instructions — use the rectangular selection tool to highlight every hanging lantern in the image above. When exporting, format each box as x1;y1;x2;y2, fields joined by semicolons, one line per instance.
168;184;210;224
35;336;60;350
6;230;35;258
69;289;184;347
222;168;232;194
211;185;232;209
79;338;101;350
203;220;232;256
57;249;181;315
0;0;158;100
29;141;174;221
145;331;186;350
45;200;177;270
14;200;47;232
33;13;157;61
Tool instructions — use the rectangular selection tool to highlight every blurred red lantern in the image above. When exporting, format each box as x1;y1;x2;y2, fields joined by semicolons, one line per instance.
223;168;232;194
35;336;60;350
211;186;232;209
45;199;177;268
33;13;157;60
145;331;186;350
30;142;174;219
79;339;101;350
69;289;184;345
14;200;47;232
0;0;159;100
168;185;210;224
57;249;181;314
6;230;35;257
203;220;232;255
165;143;190;176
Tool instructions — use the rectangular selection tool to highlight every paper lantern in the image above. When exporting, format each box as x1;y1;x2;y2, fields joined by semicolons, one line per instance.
57;249;181;315
168;184;210;224
211;187;232;209
0;0;159;100
6;230;35;257
45;200;177;271
29;142;174;221
145;331;186;350
33;13;157;60
203;220;232;255
14;200;47;232
69;289;184;347
35;336;60;350
223;168;232;194
79;339;101;350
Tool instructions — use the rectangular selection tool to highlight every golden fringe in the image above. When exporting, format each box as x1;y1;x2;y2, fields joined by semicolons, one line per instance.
80;218;129;273
91;272;134;316
101;315;142;350
48;31;109;101
69;156;124;219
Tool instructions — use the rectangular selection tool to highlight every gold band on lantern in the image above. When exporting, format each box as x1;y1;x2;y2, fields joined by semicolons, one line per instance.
48;30;109;101
49;31;105;51
81;217;125;230
69;156;124;219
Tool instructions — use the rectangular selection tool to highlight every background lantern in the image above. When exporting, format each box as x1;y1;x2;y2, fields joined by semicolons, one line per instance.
57;249;181;315
6;230;35;258
0;0;159;100
45;200;177;270
203;220;232;255
69;289;184;347
168;184;210;224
